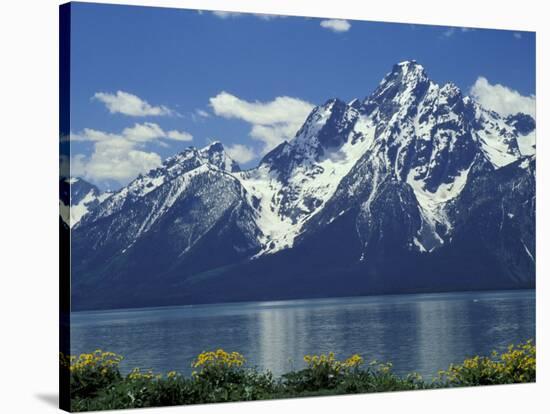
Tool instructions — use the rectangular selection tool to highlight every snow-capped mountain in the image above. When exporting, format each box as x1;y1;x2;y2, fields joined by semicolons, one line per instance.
77;142;240;228
238;97;378;254
70;142;262;296
59;177;112;228
69;61;536;310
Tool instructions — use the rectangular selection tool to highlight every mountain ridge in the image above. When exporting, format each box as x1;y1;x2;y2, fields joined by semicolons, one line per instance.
66;61;536;310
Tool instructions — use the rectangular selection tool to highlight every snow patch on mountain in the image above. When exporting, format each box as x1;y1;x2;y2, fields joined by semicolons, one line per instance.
407;164;471;250
78;142;240;228
59;178;112;227
237;108;378;255
517;131;536;156
134;164;213;238
473;106;524;168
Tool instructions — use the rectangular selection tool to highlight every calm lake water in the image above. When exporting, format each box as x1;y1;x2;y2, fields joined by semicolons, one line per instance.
71;290;535;379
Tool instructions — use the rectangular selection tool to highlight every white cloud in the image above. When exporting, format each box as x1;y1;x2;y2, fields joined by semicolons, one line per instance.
196;109;210;118
166;130;193;141
254;13;286;20
73;122;192;143
70;122;193;184
211;11;242;19
226;144;257;164
443;28;456;37
249;123;302;151
209;92;313;126
190;109;211;123
320;19;351;33
71;139;162;184
93;91;174;116
442;27;473;38
211;11;285;20
122;122;166;142
209;92;314;153
470;77;535;117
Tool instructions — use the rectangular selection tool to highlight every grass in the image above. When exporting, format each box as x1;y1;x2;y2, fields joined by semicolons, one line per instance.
61;340;535;412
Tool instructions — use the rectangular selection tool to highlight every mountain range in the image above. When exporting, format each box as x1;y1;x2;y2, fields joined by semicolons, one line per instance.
64;61;536;310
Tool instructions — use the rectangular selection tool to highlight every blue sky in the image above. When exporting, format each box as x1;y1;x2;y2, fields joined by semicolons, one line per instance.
65;2;536;190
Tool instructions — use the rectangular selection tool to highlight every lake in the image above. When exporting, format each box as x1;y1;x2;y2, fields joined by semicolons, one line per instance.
70;290;535;379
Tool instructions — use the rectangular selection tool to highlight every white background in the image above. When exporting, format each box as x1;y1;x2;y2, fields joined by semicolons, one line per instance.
0;0;547;412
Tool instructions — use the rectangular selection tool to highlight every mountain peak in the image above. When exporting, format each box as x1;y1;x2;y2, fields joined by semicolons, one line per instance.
199;140;240;172
389;60;428;83
366;60;431;112
323;97;346;106
396;59;423;68
201;140;224;151
440;82;461;95
60;176;108;228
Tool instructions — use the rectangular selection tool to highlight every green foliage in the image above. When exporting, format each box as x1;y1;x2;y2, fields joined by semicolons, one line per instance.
60;350;123;400
71;373;200;411
191;349;246;386
64;341;536;412
283;352;364;391
283;353;426;394
436;340;536;386
189;350;278;403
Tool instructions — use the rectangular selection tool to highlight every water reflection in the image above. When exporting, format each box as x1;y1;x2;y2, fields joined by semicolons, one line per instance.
71;290;535;378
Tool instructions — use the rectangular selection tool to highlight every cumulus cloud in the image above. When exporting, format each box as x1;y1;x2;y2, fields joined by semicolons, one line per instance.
71;140;162;184
226;144;257;164
209;92;313;126
93;91;174;116
72;122;192;143
70;122;193;184
122;122;165;142
209;92;314;153
166;130;193;141
320;19;351;33
470;77;535;117
249;123;303;151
